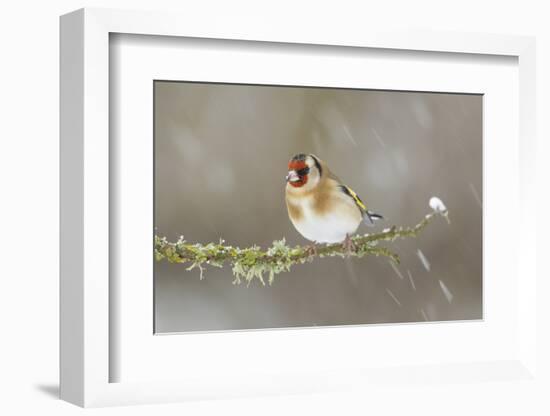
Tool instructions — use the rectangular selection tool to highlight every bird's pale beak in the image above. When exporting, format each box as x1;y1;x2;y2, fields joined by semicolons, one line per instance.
286;170;300;183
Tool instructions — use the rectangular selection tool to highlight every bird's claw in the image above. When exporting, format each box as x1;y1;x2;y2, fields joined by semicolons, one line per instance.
305;243;318;258
343;234;356;256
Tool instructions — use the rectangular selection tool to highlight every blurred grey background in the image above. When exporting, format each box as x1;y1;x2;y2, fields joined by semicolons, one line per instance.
154;81;482;333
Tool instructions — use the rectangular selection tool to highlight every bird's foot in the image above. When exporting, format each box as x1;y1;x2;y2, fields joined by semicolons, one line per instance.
343;234;356;256
305;242;318;258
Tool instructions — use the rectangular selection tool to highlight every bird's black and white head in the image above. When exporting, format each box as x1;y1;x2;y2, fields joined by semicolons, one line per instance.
286;153;323;191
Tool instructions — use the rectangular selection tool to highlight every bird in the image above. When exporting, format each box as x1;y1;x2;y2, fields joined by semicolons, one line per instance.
285;153;383;248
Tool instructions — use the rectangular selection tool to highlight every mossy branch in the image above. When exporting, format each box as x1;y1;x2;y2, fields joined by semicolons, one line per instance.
155;199;449;285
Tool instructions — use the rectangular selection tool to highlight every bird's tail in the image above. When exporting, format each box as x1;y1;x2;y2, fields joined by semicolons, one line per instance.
363;210;384;227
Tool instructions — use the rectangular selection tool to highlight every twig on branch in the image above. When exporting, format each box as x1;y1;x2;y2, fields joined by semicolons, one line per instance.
155;200;449;285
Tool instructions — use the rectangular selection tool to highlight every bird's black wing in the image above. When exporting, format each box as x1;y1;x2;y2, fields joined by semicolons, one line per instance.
339;185;383;226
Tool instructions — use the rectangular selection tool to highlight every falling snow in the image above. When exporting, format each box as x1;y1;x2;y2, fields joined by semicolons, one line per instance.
417;249;431;272
439;280;454;303
469;183;482;208
342;124;357;146
390;261;405;279
371;127;386;148
420;308;429;321
407;270;416;291
386;288;402;307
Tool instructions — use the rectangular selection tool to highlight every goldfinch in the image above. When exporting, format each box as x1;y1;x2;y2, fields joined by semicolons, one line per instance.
285;153;383;245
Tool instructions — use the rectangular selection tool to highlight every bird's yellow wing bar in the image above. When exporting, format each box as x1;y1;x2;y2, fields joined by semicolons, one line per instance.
340;185;367;211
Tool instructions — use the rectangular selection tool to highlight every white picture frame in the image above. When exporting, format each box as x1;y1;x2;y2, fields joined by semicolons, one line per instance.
60;7;537;407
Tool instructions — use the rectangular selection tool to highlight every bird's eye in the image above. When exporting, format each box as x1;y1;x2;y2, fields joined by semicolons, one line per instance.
296;167;310;176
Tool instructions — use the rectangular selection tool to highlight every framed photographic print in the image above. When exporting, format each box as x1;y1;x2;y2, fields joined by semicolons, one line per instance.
152;80;479;333
60;8;538;408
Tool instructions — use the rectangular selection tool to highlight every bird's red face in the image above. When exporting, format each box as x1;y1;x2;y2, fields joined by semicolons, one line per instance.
286;156;310;188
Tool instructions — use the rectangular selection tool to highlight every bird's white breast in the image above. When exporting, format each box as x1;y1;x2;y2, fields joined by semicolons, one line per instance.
290;197;362;244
